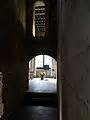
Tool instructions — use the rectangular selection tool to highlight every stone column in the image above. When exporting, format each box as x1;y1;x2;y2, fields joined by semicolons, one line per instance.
57;0;64;119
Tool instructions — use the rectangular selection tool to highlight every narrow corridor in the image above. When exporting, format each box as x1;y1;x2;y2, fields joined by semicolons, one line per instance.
0;0;90;119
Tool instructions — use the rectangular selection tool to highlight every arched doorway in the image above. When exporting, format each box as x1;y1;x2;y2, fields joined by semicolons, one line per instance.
28;55;57;94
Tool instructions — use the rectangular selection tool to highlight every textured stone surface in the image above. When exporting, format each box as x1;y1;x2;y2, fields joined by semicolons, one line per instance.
0;73;3;117
57;0;90;120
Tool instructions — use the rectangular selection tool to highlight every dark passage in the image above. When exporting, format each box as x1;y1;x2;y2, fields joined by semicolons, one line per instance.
13;79;57;120
14;93;57;120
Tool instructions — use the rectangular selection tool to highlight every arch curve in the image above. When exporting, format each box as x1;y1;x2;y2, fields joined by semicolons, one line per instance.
27;48;57;61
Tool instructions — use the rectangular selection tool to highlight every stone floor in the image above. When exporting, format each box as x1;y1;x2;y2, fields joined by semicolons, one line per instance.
14;78;57;120
28;78;57;93
15;106;57;120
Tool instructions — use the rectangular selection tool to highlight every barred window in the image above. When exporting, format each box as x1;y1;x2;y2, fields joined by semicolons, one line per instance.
33;1;46;37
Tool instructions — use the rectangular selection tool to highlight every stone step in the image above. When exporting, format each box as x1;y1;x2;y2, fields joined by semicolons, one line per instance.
24;92;57;107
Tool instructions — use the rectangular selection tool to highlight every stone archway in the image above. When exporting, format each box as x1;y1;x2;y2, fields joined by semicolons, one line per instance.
24;48;57;91
27;48;57;62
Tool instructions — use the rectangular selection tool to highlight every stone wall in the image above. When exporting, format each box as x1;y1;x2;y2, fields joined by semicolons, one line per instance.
58;0;90;120
0;0;26;119
2;66;25;119
0;73;3;118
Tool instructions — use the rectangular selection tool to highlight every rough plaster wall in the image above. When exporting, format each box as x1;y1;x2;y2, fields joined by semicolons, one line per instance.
62;0;90;120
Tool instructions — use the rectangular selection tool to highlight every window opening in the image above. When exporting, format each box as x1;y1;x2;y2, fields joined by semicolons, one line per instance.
33;1;46;37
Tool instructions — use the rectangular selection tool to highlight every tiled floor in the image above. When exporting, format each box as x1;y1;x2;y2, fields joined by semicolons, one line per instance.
28;78;57;93
15;106;57;120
